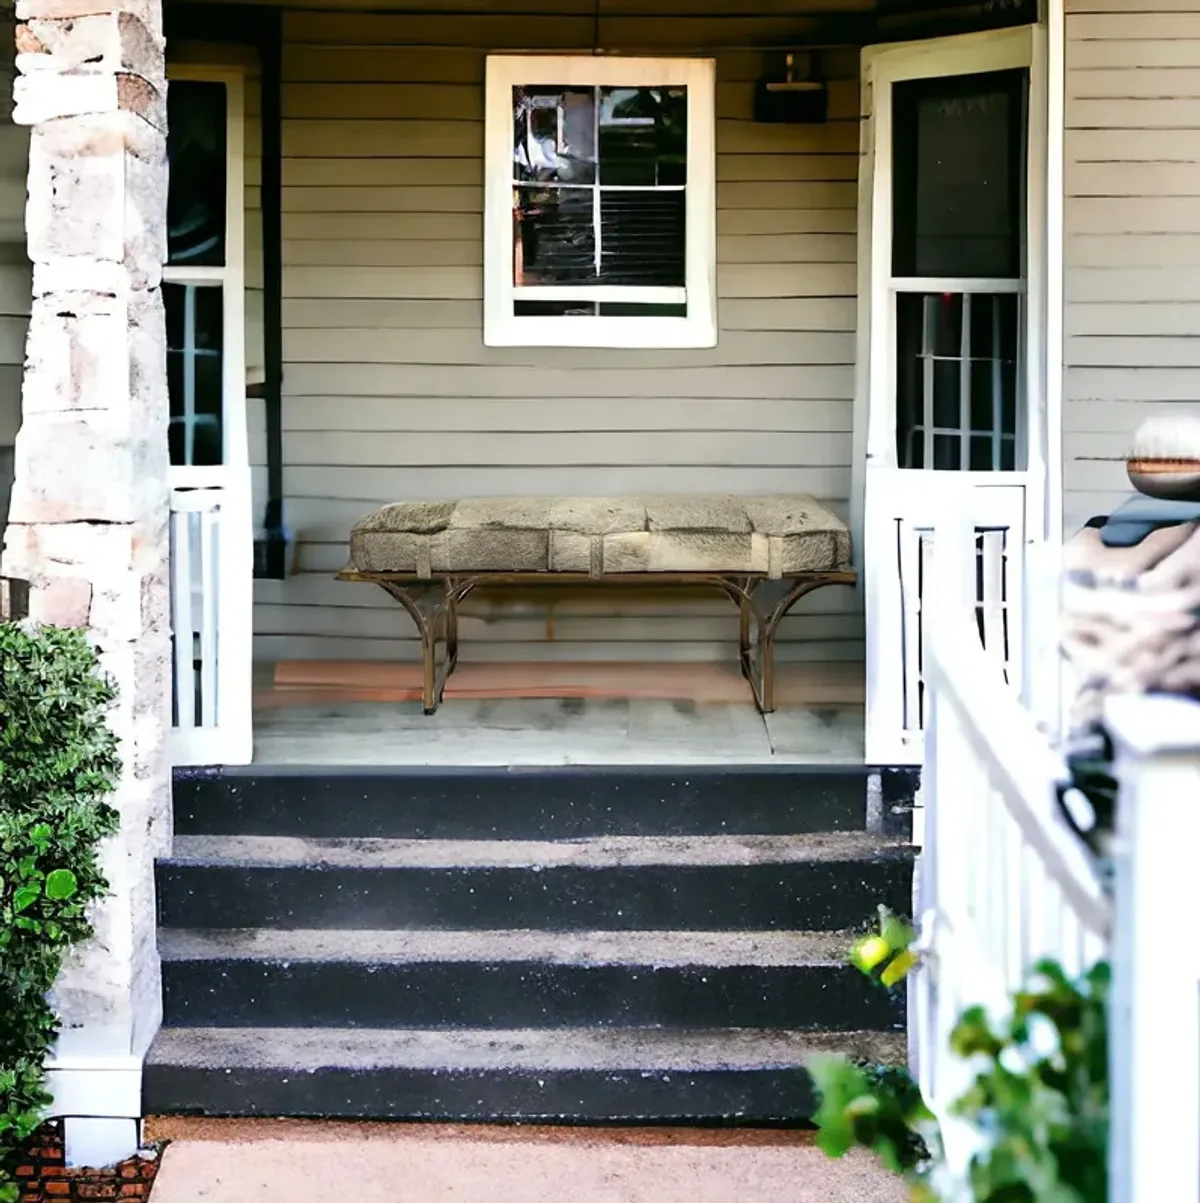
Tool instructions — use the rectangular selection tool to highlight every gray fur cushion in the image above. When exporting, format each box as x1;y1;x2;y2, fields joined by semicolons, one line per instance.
348;495;850;579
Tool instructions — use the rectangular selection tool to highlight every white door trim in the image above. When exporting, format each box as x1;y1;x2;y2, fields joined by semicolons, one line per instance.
854;24;1053;763
165;63;254;768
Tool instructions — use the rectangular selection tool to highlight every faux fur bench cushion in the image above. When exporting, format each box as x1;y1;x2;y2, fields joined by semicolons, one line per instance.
349;495;850;580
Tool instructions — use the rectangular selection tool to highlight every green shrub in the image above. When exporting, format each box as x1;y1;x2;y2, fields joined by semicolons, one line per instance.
0;623;121;1203
810;907;1110;1203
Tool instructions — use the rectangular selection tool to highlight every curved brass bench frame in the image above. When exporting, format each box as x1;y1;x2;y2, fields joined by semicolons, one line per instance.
336;569;857;715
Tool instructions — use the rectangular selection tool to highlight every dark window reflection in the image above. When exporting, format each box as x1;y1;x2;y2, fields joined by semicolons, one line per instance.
167;81;227;267
895;291;1018;471
166;283;224;466
514;300;687;317
514;187;596;286
511;83;688;299
892;70;1026;279
598;87;687;186
600;190;685;286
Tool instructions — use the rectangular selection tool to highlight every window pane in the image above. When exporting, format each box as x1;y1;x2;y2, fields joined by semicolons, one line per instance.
599;189;685;286
508;78;690;301
514;187;596;286
598;86;687;186
513;87;596;184
513;300;688;318
896;291;1020;472
892;69;1026;279
165;283;224;467
167;81;227;267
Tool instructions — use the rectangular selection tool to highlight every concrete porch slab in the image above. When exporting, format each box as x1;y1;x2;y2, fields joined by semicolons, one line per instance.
146;1121;908;1203
250;696;866;766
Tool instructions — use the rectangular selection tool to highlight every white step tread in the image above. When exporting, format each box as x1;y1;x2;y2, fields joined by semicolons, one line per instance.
167;832;908;869
157;927;859;967
148;1026;906;1072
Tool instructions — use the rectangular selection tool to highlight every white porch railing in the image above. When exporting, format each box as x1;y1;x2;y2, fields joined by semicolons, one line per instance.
918;529;1200;1201
1106;693;1200;1203
915;538;1111;1184
168;479;252;766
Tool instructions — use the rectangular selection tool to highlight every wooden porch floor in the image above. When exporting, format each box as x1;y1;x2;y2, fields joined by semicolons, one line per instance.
252;661;865;766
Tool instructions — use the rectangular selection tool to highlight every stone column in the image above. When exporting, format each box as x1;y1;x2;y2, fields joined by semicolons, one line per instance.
1;0;170;1169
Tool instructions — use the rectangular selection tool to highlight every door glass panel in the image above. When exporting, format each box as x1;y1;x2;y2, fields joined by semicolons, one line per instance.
892;69;1026;279
167;81;227;267
896;292;1018;471
166;283;224;466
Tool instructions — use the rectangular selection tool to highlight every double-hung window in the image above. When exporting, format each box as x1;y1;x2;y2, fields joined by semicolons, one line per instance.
164;67;246;473
484;56;716;349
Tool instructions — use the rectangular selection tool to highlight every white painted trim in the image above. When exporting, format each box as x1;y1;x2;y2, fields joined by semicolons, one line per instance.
166;63;253;768
1036;0;1067;739
857;25;1046;765
162;265;225;284
484;55;716;349
45;1054;143;1167
512;285;687;304
46;1055;142;1120
890;276;1023;294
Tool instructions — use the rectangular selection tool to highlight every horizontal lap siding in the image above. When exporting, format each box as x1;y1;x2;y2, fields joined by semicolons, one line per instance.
1064;1;1200;534
265;15;863;666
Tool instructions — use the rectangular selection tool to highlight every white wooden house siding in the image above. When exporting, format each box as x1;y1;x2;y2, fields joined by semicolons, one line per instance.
1063;0;1200;536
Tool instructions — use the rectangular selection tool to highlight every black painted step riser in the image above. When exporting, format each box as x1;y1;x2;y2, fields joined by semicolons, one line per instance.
142;1065;819;1123
156;861;913;932
160;960;904;1031
172;767;904;840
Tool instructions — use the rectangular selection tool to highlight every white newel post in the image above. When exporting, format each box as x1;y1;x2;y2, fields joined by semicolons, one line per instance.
0;0;169;1168
1106;694;1200;1203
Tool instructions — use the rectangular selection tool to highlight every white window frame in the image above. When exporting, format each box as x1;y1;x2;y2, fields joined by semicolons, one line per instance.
484;55;717;349
163;63;248;485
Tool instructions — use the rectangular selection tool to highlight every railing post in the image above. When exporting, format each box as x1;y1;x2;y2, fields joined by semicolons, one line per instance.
1106;694;1200;1203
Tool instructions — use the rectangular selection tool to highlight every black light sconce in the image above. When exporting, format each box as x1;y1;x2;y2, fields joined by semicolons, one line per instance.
754;52;829;124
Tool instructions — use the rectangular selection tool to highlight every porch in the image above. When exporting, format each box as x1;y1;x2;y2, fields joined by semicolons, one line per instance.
251;660;866;765
155;0;1046;774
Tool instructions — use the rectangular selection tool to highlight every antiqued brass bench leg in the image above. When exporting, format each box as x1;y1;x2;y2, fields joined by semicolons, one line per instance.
749;572;858;714
374;579;462;714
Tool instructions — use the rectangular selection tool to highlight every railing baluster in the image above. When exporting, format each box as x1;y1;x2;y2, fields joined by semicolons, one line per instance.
199;503;220;728
170;505;196;730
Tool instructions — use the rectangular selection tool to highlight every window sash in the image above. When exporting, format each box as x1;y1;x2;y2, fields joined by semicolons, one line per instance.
484;55;716;350
163;65;247;471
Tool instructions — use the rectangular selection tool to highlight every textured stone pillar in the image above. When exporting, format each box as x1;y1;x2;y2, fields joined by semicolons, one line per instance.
1;0;170;1169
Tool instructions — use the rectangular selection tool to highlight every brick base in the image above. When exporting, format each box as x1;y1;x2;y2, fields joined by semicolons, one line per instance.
14;1122;162;1203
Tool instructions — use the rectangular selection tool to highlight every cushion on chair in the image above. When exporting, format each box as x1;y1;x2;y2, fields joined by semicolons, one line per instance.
348;495;851;579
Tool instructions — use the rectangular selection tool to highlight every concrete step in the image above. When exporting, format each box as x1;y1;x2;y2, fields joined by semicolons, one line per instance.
156;833;914;932
158;928;905;1031
144;1026;908;1123
172;764;919;840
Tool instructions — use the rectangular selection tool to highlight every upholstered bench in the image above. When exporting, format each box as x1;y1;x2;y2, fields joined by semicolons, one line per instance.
338;495;856;714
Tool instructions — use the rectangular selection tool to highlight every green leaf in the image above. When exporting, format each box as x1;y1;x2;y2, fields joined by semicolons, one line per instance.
12;885;39;913
44;868;78;901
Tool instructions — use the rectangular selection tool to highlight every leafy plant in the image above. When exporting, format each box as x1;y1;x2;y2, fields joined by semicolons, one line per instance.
951;959;1109;1203
810;908;1110;1202
0;624;121;1202
850;904;919;990
810;1054;939;1178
